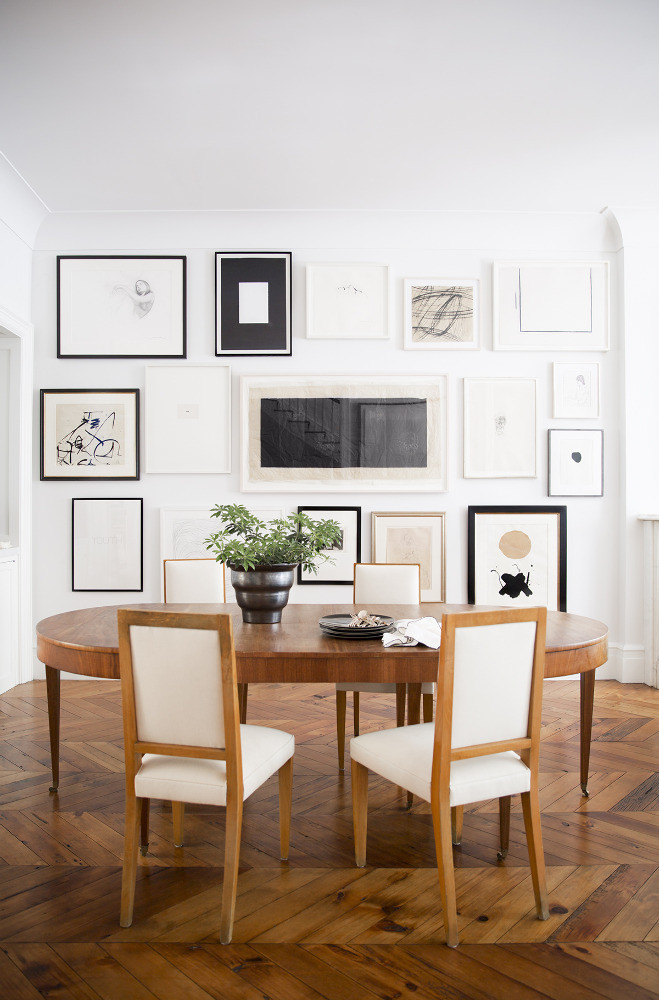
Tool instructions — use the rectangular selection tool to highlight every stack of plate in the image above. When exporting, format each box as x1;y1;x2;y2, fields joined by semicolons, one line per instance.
318;613;395;640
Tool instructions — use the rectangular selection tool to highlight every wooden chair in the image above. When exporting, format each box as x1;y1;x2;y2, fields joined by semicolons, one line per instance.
335;562;434;770
163;557;225;604
118;609;294;943
350;607;549;947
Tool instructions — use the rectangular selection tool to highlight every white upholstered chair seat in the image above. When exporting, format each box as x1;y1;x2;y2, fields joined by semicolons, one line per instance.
135;725;295;806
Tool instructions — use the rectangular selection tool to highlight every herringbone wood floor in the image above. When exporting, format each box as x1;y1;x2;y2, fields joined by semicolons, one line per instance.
0;677;657;999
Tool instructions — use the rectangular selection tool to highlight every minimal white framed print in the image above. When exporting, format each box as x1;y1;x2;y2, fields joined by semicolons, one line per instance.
145;366;231;474
372;511;446;601
72;498;143;591
306;263;389;339
493;260;609;351
463;378;537;478
553;362;600;418
548;429;603;496
404;278;479;350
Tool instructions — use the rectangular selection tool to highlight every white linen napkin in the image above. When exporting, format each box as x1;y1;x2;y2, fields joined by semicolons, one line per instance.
382;617;442;649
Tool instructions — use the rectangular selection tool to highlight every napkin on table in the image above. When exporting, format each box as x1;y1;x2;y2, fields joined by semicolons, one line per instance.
382;617;442;649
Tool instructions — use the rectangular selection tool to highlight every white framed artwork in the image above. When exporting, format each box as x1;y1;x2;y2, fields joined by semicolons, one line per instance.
553;362;600;418
145;365;231;474
493;261;609;351
403;278;479;350
371;511;446;601
306;263;389;339
463;378;537;478
548;429;603;497
72;498;143;591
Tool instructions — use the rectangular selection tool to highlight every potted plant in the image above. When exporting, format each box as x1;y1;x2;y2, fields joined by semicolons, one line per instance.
205;503;342;623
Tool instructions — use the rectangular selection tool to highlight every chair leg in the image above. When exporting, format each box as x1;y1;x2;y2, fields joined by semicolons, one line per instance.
451;805;464;846
220;793;244;944
172;801;185;848
353;691;360;736
497;795;511;860
120;791;142;927
431;793;459;948
336;689;347;771
238;683;248;724
139;797;150;856
520;789;549;921
278;757;293;861
351;759;369;867
423;692;434;723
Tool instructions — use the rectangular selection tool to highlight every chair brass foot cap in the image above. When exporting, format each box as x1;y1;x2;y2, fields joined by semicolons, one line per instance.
139;846;148;856
497;849;508;861
49;785;58;793
581;783;589;797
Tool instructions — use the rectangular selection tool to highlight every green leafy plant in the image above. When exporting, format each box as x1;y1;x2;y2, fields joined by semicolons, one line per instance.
205;503;343;574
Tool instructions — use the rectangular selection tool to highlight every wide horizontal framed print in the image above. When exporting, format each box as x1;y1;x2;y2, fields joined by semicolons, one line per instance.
463;377;537;478
372;511;446;601
553;362;600;418
297;506;361;585
306;263;389;339
72;498;143;592
548;429;603;497
57;255;186;358
215;252;292;356
40;388;139;480
493;260;609;351
403;278;479;350
241;374;448;492
468;505;567;612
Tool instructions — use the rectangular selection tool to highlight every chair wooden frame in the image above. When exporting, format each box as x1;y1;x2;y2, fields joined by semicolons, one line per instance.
351;606;549;947
118;609;292;943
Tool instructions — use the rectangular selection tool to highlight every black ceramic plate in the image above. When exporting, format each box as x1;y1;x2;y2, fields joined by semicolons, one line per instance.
319;613;394;639
320;624;393;640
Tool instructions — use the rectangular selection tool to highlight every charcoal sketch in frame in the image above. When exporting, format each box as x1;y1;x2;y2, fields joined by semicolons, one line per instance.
468;505;567;612
548;429;603;497
404;278;479;350
215;252;292;356
57;256;186;358
241;374;448;492
372;511;446;601
553;362;600;418
297;506;361;585
72;498;143;592
40;389;139;481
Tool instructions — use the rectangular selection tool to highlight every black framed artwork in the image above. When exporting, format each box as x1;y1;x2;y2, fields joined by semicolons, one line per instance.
215;251;292;356
297;506;361;585
72;498;143;592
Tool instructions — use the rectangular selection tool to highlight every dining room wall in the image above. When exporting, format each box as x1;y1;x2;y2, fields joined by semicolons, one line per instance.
30;208;633;679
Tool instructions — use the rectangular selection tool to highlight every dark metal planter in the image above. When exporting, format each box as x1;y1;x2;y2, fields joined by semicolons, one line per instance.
230;564;297;624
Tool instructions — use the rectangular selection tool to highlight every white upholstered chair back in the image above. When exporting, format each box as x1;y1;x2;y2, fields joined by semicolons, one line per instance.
163;558;225;604
353;563;421;604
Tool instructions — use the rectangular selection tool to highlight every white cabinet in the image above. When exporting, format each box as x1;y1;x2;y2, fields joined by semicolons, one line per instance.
0;554;18;693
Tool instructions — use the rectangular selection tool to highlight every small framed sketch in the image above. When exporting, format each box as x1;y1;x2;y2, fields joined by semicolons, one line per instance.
372;511;446;602
40;388;139;481
306;263;389;339
463;378;537;478
553;362;600;418
297;506;361;585
215;252;292;356
72;498;143;591
548;429;603;496
145;366;231;474
493;260;609;351
468;505;567;611
57;255;186;358
404;278;479;350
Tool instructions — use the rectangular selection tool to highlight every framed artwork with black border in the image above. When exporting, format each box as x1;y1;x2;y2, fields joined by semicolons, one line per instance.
215;251;292;356
72;497;143;591
297;506;361;585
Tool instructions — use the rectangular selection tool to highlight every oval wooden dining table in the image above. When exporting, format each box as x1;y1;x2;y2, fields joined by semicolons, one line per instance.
36;602;608;796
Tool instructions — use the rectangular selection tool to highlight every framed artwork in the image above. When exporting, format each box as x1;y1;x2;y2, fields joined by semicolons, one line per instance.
463;378;537;478
215;252;291;356
145;366;231;474
40;388;139;481
468;505;567;612
57;255;186;358
306;263;389;339
493;260;609;351
372;511;446;601
72;498;143;591
548;429;603;496
241;374;448;492
553;362;600;418
403;278;479;350
297;506;361;585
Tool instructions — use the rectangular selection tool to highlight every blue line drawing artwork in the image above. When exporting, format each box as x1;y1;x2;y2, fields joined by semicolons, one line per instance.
56;408;123;467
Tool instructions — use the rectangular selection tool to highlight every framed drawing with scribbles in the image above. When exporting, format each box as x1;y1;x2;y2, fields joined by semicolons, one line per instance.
57;255;186;358
404;278;479;350
467;506;567;611
40;388;139;481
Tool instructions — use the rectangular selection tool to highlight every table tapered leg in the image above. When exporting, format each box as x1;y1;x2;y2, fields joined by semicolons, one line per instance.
406;684;422;808
580;669;596;796
45;666;61;793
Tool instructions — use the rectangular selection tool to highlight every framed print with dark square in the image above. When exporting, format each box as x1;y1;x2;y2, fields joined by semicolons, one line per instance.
372;511;445;601
241;374;448;492
548;429;603;496
553;362;600;418
306;263;389;339
404;278;479;350
297;506;361;585
57;256;186;358
463;377;537;478
40;389;139;480
468;506;567;611
215;252;291;356
72;498;143;591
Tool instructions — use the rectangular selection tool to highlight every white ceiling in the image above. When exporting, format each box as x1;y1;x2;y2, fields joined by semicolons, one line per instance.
1;0;658;214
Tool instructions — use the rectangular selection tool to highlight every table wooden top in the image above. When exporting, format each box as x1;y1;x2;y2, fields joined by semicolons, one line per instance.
36;603;608;683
